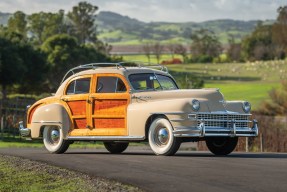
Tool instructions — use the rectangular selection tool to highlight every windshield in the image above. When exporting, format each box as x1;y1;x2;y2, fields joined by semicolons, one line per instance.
129;73;178;91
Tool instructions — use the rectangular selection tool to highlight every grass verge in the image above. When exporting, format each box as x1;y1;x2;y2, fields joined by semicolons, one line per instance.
0;155;143;192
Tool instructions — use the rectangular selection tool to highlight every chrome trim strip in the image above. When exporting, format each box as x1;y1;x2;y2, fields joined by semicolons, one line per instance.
175;133;258;137
196;119;251;123
32;121;62;124
151;112;186;115
67;136;145;141
170;119;185;122
193;112;252;116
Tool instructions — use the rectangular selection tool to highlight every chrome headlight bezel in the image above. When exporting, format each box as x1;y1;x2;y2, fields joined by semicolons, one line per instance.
191;99;200;111
242;101;251;113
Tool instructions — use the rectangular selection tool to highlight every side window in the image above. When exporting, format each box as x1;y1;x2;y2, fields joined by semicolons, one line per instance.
96;77;127;93
66;78;91;95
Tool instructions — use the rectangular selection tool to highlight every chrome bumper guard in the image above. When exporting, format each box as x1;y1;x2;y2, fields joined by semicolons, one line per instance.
19;121;31;138
173;119;258;137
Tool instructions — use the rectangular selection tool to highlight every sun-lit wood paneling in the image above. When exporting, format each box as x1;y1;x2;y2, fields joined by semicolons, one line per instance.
67;101;86;115
93;118;125;128
74;119;86;129
93;100;127;116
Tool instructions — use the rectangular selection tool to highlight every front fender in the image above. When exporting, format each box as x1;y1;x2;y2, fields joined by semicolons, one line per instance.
30;104;71;139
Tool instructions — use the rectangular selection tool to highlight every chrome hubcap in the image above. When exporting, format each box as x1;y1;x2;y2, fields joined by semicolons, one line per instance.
50;129;60;143
157;128;169;145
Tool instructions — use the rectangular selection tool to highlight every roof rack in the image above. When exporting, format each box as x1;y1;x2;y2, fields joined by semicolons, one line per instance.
118;61;168;73
60;61;168;85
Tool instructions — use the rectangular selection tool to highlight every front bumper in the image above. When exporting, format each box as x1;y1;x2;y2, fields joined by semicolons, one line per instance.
19;121;31;138
172;113;259;137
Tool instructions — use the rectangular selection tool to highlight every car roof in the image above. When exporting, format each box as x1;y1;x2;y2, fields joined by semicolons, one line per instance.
55;65;172;96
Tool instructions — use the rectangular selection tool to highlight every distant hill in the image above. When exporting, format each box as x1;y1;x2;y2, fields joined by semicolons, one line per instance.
0;11;274;45
96;11;268;45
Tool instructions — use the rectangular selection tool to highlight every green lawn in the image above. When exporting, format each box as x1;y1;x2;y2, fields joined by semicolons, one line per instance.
205;82;279;108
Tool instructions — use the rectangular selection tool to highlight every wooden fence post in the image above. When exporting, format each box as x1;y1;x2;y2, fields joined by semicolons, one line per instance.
260;133;263;152
245;137;249;152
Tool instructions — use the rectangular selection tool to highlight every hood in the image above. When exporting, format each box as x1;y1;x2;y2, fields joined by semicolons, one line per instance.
131;88;226;112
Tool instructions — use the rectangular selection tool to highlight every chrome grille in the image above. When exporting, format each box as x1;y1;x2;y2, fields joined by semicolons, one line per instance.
196;113;250;128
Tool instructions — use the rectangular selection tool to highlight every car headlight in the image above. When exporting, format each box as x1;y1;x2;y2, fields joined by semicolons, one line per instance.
242;101;251;113
191;99;200;111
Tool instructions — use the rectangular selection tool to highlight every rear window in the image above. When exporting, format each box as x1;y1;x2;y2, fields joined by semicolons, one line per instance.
66;78;90;95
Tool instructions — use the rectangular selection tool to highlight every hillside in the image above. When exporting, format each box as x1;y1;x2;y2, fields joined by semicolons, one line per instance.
96;11;264;45
0;11;273;45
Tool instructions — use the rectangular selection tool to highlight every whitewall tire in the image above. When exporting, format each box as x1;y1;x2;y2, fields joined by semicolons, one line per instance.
43;126;70;154
148;118;181;156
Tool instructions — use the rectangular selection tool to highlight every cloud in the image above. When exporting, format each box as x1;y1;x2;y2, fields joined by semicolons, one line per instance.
0;0;286;22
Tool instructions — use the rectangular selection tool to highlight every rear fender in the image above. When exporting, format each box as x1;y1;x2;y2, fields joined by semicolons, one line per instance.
30;104;71;139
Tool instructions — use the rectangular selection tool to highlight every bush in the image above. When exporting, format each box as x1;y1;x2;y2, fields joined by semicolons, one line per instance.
161;58;182;65
258;81;287;115
169;71;204;89
189;55;213;63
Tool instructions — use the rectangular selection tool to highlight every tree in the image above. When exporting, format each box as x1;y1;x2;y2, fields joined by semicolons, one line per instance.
93;41;112;56
227;35;242;62
7;11;27;36
153;42;163;64
241;22;274;61
174;44;187;63
0;37;25;98
41;34;81;89
41;34;110;90
67;1;98;44
28;11;69;45
272;6;287;58
0;33;47;97
17;44;48;94
142;43;152;63
167;44;176;59
190;29;222;62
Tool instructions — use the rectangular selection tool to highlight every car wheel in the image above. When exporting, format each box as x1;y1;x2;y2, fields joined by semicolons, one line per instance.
205;137;238;155
104;142;129;154
148;118;181;156
43;126;70;154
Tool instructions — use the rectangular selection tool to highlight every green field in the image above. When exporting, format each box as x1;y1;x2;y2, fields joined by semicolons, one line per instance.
122;55;287;109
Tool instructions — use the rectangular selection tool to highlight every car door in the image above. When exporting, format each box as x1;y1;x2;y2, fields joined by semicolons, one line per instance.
61;76;91;131
87;74;130;136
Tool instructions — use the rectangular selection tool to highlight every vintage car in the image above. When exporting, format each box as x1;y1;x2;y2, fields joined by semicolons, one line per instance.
19;62;258;156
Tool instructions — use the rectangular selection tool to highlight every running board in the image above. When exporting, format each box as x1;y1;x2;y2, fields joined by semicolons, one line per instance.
67;136;145;141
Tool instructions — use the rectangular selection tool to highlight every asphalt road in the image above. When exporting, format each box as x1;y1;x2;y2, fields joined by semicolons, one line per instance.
0;147;287;192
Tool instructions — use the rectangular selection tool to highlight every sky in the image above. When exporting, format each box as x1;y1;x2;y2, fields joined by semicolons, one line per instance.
0;0;286;22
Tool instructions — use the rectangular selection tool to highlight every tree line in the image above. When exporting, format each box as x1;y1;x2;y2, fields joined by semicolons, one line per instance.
142;6;287;64
0;1;117;98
